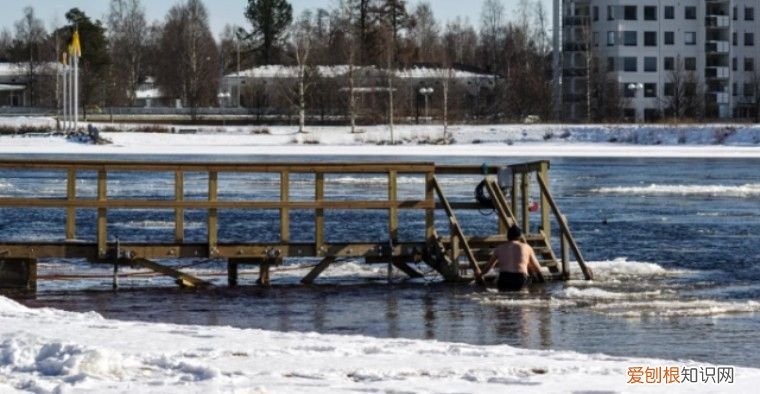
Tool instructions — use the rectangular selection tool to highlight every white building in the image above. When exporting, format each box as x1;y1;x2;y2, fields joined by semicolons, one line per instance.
558;0;760;121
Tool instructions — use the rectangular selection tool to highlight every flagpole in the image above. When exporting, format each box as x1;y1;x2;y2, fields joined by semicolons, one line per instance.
74;53;78;131
62;63;68;131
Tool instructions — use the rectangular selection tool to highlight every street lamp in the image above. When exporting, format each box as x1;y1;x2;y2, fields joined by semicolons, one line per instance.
217;91;231;107
419;86;434;121
627;83;644;122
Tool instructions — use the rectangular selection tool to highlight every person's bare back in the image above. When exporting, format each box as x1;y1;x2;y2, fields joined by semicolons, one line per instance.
492;241;536;275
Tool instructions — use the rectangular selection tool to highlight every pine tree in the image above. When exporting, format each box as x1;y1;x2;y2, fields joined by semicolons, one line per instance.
58;8;109;117
244;0;293;64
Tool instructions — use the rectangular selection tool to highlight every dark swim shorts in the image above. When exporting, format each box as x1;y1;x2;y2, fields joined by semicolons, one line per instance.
497;272;529;291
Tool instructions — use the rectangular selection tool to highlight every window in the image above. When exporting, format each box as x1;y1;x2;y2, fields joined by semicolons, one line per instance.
734;6;738;20
746;7;755;21
685;6;696;20
733;57;738;71
623;57;637;72
733;32;738;46
644;83;657;98
593;32;599;47
685;57;697;71
733;82;737;97
644;57;657;72
644;6;657;20
685;32;696;45
624;6;637;20
664;6;674;19
744;83;754;97
664;83;674;96
664;31;674;45
644;31;657;46
607;31;616;46
664;57;674;71
623;85;636;98
623;31;637;46
745;57;754;72
593;6;599;21
745;32;754;46
607;5;615;20
607;57;615;72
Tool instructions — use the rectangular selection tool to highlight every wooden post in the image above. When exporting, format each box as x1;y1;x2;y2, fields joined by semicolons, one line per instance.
66;168;76;240
208;171;218;256
511;172;519;221
539;162;551;244
561;223;570;280
425;172;435;240
0;258;36;291
97;169;107;258
388;170;398;242
259;261;270;286
175;171;184;243
112;237;120;290
228;260;238;287
315;172;324;256
521;173;529;233
280;171;290;243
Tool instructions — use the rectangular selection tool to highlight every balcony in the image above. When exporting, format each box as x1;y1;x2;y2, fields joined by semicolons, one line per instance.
705;40;730;53
705;15;730;28
563;16;589;27
707;92;730;104
705;67;730;79
563;43;588;52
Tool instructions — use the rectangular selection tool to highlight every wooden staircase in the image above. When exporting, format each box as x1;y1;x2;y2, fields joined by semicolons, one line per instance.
421;173;592;283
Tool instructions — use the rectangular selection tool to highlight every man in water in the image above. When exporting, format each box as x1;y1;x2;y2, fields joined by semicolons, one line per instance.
483;225;545;291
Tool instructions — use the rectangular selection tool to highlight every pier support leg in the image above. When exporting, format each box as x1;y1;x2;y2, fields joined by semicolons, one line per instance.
0;258;36;292
228;260;239;287
301;256;336;285
391;258;424;279
258;262;271;287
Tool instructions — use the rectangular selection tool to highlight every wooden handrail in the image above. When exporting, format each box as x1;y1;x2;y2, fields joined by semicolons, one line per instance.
431;176;484;285
536;173;593;280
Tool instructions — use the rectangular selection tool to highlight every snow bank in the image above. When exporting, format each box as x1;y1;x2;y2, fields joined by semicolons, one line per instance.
2;295;758;393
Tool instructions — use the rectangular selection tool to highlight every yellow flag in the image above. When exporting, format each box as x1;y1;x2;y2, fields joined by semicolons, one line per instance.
61;52;68;66
71;29;82;57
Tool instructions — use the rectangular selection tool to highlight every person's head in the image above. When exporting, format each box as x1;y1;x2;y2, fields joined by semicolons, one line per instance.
507;225;522;241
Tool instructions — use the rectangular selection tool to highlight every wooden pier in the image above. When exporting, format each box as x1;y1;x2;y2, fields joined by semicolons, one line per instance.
0;159;592;291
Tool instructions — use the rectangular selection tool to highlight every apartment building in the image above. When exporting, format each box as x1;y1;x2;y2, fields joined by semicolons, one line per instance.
558;1;760;121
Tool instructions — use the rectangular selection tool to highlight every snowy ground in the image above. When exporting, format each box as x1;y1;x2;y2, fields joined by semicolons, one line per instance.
1;295;758;394
1;117;760;158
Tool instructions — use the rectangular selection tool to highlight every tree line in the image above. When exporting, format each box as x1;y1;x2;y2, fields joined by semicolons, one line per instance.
0;0;554;123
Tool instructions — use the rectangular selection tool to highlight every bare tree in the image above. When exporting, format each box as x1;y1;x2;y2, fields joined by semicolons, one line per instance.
13;7;47;106
750;68;760;122
408;2;439;63
480;0;504;73
156;0;220;117
0;29;13;61
107;0;147;106
661;56;705;121
336;0;359;133
288;11;314;133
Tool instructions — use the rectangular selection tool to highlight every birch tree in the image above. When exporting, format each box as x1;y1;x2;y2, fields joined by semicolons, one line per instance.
289;12;314;133
107;0;147;105
13;7;47;106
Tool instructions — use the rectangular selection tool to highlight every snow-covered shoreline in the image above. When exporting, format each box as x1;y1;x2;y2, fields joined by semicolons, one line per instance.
1;116;760;159
1;295;757;393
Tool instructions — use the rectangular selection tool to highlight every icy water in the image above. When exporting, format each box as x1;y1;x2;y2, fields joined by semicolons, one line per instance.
2;154;760;367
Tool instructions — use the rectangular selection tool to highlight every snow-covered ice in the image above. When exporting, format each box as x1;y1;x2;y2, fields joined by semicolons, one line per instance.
1;295;758;393
1;117;760;158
